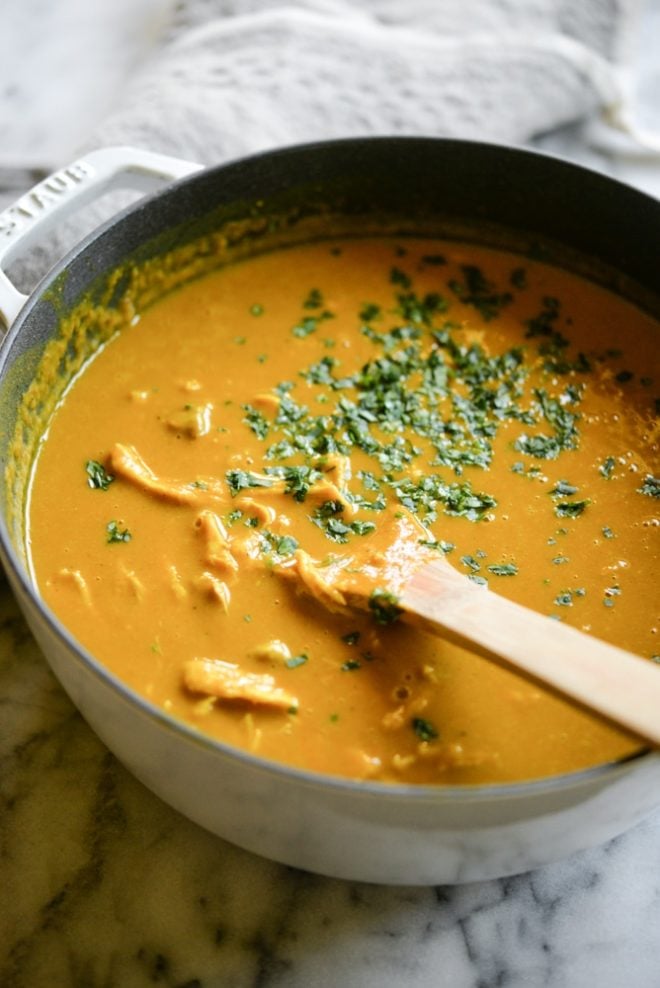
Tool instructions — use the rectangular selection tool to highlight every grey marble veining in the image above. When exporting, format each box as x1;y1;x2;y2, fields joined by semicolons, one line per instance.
2;565;660;987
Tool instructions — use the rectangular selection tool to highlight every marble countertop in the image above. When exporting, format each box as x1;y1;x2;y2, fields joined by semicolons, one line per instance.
2;2;660;986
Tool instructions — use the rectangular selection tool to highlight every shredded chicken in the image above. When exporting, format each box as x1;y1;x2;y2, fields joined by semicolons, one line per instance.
234;496;277;525
52;568;92;607
182;657;297;711
166;402;213;438
168;564;188;600
193;572;231;611
305;477;356;515
123;568;146;601
108;443;227;506
285;549;349;612
194;510;239;576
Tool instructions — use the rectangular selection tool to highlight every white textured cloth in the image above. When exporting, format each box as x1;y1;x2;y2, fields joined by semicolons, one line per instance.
5;0;649;291
87;0;639;166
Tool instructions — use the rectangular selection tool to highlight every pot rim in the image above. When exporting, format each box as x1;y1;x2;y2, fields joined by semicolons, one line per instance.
0;135;654;804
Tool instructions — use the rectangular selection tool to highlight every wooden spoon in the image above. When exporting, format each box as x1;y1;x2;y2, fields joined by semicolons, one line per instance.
401;556;660;747
285;510;660;747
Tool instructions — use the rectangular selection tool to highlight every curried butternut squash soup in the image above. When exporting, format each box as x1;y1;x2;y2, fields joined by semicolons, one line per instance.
25;236;659;785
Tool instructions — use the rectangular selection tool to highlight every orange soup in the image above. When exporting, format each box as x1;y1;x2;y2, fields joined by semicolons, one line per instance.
26;237;659;784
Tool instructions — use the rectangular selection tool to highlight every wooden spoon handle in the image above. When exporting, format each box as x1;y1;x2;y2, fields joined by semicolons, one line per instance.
402;560;660;746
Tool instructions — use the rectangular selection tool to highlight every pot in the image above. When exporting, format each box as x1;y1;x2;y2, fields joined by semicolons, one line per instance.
0;139;658;886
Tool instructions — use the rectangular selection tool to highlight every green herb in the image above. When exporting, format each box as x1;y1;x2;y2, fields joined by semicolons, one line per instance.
460;554;481;573
106;520;131;544
341;659;362;671
311;501;376;543
449;264;513;321
389;266;412;290
369;589;402;625
554;499;590;519
615;370;633;383
552;555;570;565
638;475;660;499
412;717;439;742
487;563;519;576
468;574;488;586
341;631;361;645
225;469;274;496
359;302;381;322
250;303;264;316
419;538;455;554
303;288;324;309
242;404;270;439
191;479;208;490
86;460;114;490
285;653;308;669
554;587;586;607
510;267;527;290
602;525;615;539
260;531;299;559
265;464;323;502
514;434;562;460
292;316;320;339
548;480;579;498
292;307;333;338
599;456;616;479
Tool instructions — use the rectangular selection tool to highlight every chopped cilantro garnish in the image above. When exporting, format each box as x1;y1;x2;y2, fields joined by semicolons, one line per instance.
449;264;512;321
638;475;660;499
106;520;131;544
225;470;274;496
292;316;320;338
554;499;590;518
265;464;322;502
412;717;439;742
242;403;270;439
468;574;488;586
510;267;527;290
341;659;362;671
303;288;324;309
389;266;412;290
599;456;616;479
285;653;308;669
460;554;481;573
341;631;361;645
554;587;586;607
86;460;114;490
487;563;519;576
259;531;299;559
369;589;402;625
419;538;455;554
549;480;579;498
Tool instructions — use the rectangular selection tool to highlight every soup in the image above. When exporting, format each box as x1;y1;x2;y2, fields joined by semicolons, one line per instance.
25;237;659;784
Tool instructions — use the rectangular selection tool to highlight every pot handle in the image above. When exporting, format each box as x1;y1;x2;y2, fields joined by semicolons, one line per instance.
0;146;203;331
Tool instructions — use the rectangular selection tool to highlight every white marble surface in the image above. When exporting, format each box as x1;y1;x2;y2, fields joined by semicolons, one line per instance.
1;2;660;986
